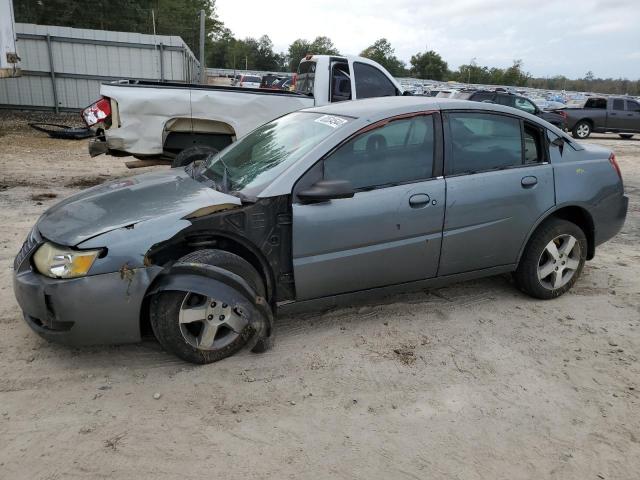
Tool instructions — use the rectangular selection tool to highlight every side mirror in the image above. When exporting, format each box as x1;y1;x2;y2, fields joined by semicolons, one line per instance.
298;179;355;204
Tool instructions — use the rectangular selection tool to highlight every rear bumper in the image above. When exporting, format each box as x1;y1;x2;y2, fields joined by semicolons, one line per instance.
13;266;160;346
594;194;628;247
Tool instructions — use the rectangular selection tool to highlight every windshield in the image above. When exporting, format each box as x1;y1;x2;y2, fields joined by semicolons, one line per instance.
295;61;316;95
202;111;350;193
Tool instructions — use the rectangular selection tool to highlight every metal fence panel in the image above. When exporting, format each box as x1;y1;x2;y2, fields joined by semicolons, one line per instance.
0;23;200;111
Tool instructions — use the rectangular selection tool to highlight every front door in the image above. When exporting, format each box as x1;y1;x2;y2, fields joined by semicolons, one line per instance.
608;98;628;130
439;111;555;275
292;113;445;300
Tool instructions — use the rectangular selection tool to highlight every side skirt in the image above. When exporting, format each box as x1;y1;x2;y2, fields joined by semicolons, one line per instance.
278;264;516;315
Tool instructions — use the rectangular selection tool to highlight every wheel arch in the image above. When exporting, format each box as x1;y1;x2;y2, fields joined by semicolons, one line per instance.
139;233;276;338
517;204;596;265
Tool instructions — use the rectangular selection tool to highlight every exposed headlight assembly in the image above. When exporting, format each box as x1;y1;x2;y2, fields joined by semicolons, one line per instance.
33;243;101;279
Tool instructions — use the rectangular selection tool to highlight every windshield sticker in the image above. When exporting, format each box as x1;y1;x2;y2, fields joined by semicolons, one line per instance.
315;115;348;128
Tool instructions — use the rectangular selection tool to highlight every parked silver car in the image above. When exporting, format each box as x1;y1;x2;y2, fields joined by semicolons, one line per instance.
13;97;628;363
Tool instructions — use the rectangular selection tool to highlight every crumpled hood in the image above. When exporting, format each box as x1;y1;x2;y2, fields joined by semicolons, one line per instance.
36;169;241;246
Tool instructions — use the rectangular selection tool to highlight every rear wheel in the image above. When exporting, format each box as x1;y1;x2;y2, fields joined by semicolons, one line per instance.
514;218;587;299
150;250;268;364
171;145;218;168
619;134;634;139
572;121;591;139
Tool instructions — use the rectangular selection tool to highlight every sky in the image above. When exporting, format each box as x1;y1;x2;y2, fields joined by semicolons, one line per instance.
216;0;640;79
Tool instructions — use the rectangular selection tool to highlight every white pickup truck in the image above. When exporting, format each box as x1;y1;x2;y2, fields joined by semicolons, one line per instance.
83;55;405;167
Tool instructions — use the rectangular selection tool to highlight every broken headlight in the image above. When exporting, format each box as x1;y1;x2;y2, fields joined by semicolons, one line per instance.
33;243;101;279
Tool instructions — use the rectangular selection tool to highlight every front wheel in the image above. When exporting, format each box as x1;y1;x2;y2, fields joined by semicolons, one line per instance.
514;218;587;299
149;250;269;364
572;121;592;139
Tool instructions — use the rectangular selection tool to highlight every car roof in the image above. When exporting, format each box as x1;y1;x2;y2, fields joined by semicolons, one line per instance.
301;96;569;137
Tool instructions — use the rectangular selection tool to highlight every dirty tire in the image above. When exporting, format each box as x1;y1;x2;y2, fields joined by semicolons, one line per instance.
171;146;218;168
150;250;268;364
571;120;591;139
619;134;634;139
514;218;587;300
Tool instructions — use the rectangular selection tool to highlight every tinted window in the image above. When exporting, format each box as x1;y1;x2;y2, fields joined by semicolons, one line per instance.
584;98;606;109
354;62;397;99
470;91;495;102
514;97;537;114
613;99;625;111
627;100;640;112
324;115;435;189
448;113;523;175
494;94;513;107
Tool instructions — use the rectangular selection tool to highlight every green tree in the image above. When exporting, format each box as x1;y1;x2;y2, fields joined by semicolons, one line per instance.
360;38;406;76
501;59;530;86
15;0;224;60
409;49;448;80
286;36;340;71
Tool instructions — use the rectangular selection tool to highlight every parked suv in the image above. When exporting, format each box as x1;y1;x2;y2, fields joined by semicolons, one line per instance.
457;90;566;127
14;97;627;364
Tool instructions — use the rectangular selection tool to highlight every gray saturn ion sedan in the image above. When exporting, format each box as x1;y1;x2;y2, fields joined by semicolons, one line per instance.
14;97;628;363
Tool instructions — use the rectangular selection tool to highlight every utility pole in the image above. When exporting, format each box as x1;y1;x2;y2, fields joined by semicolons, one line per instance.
199;9;205;84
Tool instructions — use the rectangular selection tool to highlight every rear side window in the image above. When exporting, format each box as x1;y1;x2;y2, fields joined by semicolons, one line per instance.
523;123;545;164
354;62;397;99
447;113;522;175
613;99;625;111
324;115;435;189
470;91;495;102
494;94;513;107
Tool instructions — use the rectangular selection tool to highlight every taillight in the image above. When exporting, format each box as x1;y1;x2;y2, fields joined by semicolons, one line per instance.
81;97;111;127
609;153;622;181
557;110;567;119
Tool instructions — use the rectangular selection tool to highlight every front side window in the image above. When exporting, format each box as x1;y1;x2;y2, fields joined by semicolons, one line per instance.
448;113;522;175
627;100;640;112
353;62;397;99
514;97;537;114
203;112;350;192
324;115;435;189
613;99;625;111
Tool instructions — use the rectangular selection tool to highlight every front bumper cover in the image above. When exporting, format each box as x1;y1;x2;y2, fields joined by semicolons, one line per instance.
13;263;161;346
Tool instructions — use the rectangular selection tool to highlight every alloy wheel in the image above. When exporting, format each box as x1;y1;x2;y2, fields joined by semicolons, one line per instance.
576;124;590;138
178;293;246;350
537;234;581;290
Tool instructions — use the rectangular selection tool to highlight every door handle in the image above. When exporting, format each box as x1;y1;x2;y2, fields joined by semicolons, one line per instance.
409;193;430;207
521;176;537;188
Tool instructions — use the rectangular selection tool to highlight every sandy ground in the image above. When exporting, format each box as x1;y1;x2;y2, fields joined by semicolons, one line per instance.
0;114;639;480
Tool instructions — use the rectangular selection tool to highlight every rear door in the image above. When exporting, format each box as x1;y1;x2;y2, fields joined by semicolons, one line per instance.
608;98;627;129
292;113;445;300
625;99;640;131
439;111;555;275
